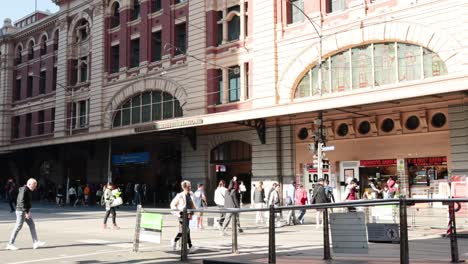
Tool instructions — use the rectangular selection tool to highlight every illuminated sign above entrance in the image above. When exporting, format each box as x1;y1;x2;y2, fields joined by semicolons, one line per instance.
134;119;204;133
360;159;397;167
112;152;150;165
406;156;447;166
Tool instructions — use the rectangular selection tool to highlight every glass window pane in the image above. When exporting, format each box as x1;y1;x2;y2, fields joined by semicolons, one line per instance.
228;15;240;41
291;0;304;24
398;43;421;82
113;109;121;127
79;100;87;127
295;71;310;98
152;91;162;121
122;101;131;126
229;67;240;102
311;67;319;95
174;99;183;117
163;93;174;119
423;48;447;78
374;43;396;86
321;59;330;94
331;50;351;92
131;95;141;124
141;92;151;122
217;69;223;104
351;45;372;89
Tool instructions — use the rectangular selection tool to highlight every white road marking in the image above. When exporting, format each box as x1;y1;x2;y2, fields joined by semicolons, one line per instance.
7;248;144;264
77;239;133;248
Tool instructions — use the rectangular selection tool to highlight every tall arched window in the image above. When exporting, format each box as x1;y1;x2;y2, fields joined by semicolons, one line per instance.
112;91;183;127
227;6;240;41
15;45;23;65
74;19;89;43
40;35;47;56
294;42;448;98
28;40;35;60
53;30;59;51
110;2;120;28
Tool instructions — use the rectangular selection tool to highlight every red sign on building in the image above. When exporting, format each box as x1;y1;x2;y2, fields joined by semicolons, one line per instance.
406;157;447;166
360;159;397;167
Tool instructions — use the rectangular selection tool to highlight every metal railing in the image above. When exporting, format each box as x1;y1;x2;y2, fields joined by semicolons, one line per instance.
133;198;468;264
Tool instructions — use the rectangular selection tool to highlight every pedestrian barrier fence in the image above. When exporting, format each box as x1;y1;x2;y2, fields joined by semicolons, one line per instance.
132;198;468;264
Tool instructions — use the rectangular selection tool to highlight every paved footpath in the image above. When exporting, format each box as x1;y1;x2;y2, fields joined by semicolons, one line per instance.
0;202;467;263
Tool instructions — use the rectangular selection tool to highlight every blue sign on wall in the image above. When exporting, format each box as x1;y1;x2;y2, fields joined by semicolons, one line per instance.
112;152;150;165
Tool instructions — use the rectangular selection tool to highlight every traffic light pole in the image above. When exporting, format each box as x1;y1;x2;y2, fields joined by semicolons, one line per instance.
317;142;323;180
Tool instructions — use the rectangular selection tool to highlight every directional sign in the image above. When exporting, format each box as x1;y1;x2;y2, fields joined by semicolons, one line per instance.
321;146;335;152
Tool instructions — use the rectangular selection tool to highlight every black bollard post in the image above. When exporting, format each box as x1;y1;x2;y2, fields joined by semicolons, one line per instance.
268;205;276;264
181;208;188;261
232;212;239;254
399;198;409;264
132;205;142;252
323;208;331;260
449;203;461;263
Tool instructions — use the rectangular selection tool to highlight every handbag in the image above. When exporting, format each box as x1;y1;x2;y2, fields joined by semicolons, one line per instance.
111;197;123;207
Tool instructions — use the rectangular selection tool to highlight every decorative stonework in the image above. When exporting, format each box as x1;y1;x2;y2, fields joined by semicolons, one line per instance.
103;77;188;128
278;21;465;103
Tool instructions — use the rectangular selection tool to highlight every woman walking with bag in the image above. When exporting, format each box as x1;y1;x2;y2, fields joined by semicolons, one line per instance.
103;183;122;229
253;181;265;224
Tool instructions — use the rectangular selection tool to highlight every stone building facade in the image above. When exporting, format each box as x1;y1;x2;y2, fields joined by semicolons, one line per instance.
0;0;467;202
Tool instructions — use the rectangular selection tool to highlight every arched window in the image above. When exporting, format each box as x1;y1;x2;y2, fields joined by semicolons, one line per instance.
28;40;35;60
227;6;240;41
15;45;23;65
74;19;89;43
110;2;120;28
40;35;47;56
294;42;448;98
79;61;88;82
53;30;59;51
132;0;140;21
112;91;183;127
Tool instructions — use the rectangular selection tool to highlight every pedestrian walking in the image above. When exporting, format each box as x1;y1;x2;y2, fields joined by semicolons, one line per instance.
268;183;282;227
387;176;396;198
68;186;76;206
56;185;65;206
324;180;335;203
221;176;243;236
253;181;266;224
103;183;121;229
5;178;46;250
194;184;207;229
214;180;227;228
283;181;296;225
311;178;330;229
169;180;198;253
96;184;103;205
239;181;246;207
295;184;308;224
6;179;18;213
74;185;85;207
83;184;91;206
134;183;142;205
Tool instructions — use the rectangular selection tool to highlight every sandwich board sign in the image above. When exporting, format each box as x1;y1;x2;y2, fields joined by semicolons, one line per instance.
330;212;369;254
367;223;400;243
140;213;163;244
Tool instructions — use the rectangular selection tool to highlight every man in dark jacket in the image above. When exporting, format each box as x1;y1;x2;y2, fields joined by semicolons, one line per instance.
6;178;45;250
311;178;330;229
221;176;243;235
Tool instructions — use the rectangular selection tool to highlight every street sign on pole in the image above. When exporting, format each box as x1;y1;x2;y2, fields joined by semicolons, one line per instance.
322;145;335;152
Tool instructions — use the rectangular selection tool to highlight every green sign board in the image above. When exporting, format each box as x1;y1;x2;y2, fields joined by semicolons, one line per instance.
141;213;163;231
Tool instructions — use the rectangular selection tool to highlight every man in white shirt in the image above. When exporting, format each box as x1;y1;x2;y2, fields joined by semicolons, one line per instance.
214;180;227;228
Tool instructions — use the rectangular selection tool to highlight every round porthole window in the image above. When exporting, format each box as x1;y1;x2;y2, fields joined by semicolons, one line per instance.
358;121;371;135
381;118;395;133
297;127;309;140
337;123;349;137
406;116;420;130
431;113;446;128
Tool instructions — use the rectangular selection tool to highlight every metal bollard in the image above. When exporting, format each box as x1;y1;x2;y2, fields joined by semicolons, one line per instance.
323;208;331;260
399;198;409;264
268;205;276;264
132;205;142;252
232;212;239;254
180;208;188;261
448;203;461;263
